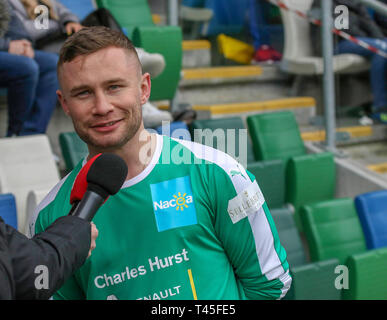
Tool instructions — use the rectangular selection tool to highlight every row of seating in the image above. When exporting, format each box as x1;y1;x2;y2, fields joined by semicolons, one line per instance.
283;193;387;300
0;135;60;234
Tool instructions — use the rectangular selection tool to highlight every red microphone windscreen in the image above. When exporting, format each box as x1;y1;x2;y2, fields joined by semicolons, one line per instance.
70;153;102;205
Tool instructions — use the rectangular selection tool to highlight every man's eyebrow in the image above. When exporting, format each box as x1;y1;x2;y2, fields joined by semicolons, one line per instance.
70;85;90;95
103;78;128;85
69;78;128;95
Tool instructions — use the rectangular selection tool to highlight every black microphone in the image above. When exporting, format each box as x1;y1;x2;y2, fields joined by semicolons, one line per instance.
70;153;128;221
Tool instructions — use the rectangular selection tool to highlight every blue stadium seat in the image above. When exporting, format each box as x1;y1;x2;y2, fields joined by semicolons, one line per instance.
57;0;96;20
156;121;192;141
0;193;18;230
355;190;387;249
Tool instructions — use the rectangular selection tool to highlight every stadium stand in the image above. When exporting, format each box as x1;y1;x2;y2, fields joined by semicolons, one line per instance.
246;111;336;230
278;0;369;95
300;198;367;265
0;193;18;230
96;0;183;103
0;135;60;234
354;190;387;249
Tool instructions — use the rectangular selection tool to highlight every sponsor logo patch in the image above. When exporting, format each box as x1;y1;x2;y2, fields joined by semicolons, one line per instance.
227;180;265;224
150;176;197;232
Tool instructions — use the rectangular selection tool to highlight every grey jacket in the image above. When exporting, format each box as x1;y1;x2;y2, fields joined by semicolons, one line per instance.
8;0;79;51
0;0;32;51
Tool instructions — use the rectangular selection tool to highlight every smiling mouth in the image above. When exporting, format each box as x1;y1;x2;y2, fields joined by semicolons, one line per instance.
92;119;121;128
90;119;123;132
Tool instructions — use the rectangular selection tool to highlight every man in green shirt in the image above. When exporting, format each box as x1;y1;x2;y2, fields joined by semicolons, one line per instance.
30;26;291;300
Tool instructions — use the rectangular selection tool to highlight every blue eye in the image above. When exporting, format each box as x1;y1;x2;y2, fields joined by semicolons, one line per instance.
109;85;120;91
77;90;90;97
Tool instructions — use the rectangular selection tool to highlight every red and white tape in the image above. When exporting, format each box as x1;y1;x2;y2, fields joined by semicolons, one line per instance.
266;0;387;59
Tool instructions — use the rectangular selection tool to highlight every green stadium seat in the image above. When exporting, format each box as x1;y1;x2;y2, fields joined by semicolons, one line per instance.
96;0;154;38
132;26;182;101
271;207;307;267
96;0;183;102
286;152;336;230
246;111;305;162
343;247;387;300
189;117;256;164
59;132;88;172
247;159;286;210
285;258;341;300
300;198;367;265
271;207;341;300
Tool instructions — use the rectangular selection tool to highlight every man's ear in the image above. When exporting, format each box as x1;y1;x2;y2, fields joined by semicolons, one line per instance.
56;90;70;116
140;72;151;105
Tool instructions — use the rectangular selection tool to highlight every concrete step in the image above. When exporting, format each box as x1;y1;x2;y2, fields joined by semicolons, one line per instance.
182;40;211;69
177;64;291;106
191;97;316;126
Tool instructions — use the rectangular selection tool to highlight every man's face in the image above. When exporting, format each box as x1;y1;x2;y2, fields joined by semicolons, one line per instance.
57;46;150;153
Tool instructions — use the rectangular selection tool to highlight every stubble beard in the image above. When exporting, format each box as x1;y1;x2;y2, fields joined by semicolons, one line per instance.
74;105;143;153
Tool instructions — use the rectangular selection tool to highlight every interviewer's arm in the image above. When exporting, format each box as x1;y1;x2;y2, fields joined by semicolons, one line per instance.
3;216;92;300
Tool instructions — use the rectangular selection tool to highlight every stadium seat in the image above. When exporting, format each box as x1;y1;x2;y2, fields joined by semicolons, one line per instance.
96;0;183;102
189;117;255;165
0;135;60;234
300;198;367;265
343;247;387;300
247;159;286;210
57;0;96;20
354;190;387;249
246;111;305;162
0;193;18;230
271;207;341;300
285;258;341;300
25;189;52;236
59;132;88;172
155;121;192;141
96;0;154;38
270;207;307;267
278;0;369;77
286;152;336;230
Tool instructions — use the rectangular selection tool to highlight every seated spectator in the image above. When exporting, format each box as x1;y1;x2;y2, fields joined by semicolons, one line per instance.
249;0;282;64
9;0;166;78
312;0;387;123
0;0;58;136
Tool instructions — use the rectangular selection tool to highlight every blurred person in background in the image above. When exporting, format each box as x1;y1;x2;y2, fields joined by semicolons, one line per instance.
0;0;58;136
312;0;387;123
249;0;282;64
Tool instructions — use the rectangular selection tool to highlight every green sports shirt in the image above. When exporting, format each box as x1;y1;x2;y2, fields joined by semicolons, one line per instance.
30;134;291;300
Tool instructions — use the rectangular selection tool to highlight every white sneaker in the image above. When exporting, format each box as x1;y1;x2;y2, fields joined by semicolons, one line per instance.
359;115;373;126
135;47;166;78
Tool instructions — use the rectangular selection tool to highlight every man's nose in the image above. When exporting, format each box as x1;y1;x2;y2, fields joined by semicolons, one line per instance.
93;91;113;115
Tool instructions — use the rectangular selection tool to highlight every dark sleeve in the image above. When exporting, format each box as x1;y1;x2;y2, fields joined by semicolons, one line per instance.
5;215;91;300
0;37;10;51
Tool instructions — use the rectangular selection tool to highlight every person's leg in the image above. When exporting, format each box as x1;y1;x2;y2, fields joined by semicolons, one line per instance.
19;50;59;135
250;0;282;63
0;52;39;136
336;38;387;115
